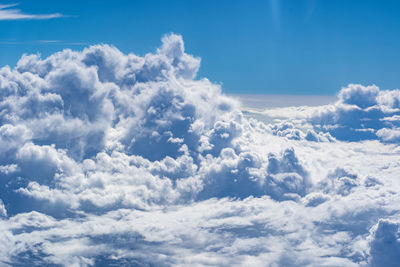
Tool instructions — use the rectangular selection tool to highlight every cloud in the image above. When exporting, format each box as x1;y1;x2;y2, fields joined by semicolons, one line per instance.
254;84;400;143
0;40;87;46
0;3;63;20
368;219;400;266
0;33;400;266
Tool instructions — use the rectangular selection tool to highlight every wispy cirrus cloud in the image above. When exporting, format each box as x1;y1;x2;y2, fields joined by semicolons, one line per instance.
0;3;63;20
0;39;87;45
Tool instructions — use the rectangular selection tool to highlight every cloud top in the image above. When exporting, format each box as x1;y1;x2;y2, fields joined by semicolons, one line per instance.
0;34;399;266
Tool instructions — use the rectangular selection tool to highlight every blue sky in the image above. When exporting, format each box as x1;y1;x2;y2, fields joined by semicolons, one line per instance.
1;0;400;94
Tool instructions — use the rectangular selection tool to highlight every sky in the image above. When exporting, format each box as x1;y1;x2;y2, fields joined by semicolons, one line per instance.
1;0;400;95
1;3;400;265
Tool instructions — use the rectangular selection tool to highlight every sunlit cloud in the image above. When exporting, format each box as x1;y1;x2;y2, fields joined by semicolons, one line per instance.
0;34;399;266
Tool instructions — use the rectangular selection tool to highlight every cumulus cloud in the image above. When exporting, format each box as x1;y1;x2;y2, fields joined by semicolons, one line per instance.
255;83;400;143
368;219;400;266
0;33;399;266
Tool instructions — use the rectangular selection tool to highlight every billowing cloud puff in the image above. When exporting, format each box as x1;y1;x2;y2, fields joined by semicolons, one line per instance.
255;83;400;143
368;219;400;267
0;34;399;266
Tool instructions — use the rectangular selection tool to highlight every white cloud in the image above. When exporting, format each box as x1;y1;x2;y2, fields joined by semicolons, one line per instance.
0;33;399;266
0;199;6;217
0;3;63;20
367;219;400;266
253;83;400;144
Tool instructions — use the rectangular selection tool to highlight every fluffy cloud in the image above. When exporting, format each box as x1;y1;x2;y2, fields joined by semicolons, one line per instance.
368;219;400;267
0;34;399;266
256;83;400;143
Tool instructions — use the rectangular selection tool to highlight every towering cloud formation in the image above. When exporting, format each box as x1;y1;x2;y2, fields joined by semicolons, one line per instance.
0;34;399;266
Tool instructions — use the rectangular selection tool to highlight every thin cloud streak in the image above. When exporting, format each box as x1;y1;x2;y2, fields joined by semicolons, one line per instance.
0;3;63;20
0;40;87;45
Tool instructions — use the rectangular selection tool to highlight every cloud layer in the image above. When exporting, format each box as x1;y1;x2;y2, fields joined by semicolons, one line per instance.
0;34;399;266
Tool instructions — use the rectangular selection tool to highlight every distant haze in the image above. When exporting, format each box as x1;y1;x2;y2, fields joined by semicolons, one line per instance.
230;94;336;109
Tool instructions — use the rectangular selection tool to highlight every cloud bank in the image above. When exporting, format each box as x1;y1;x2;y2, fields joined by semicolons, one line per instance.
256;84;400;143
0;34;399;266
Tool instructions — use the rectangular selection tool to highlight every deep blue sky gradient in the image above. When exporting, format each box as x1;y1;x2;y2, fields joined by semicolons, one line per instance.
1;0;399;94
